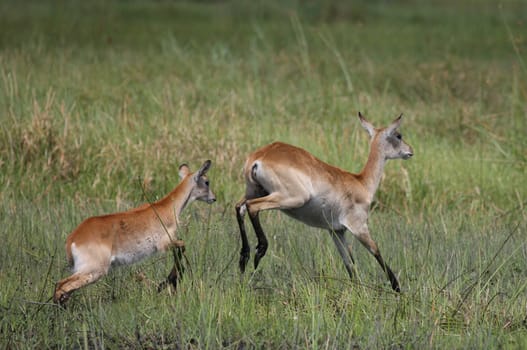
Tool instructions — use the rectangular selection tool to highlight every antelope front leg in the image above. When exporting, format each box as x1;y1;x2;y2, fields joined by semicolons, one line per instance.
330;229;356;280
344;217;401;293
158;241;186;292
356;231;400;292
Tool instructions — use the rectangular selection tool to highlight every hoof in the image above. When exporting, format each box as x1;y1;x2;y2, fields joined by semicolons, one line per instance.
53;291;70;306
239;252;249;273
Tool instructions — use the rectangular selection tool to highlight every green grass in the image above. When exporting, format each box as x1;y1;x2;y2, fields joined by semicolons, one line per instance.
1;0;526;348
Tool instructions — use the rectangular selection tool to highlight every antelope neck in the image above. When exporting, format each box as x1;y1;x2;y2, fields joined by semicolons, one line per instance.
358;141;387;201
156;177;194;225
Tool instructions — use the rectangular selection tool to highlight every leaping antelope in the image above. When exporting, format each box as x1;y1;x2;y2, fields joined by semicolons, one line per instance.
54;160;215;305
235;113;413;292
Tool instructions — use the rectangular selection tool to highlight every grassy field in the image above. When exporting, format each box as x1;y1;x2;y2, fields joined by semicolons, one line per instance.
1;0;526;348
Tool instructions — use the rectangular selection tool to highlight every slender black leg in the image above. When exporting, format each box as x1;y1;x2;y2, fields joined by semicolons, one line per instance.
330;230;356;279
158;246;185;292
235;201;251;273
374;252;400;292
249;212;268;269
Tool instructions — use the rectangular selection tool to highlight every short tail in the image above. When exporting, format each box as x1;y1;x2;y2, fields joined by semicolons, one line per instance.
65;241;74;268
250;162;258;182
247;161;269;197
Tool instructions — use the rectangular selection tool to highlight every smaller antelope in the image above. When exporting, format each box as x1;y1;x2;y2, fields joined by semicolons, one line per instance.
54;160;215;305
235;113;413;292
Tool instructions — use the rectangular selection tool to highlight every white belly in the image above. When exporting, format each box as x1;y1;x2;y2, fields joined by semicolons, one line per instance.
281;198;344;231
111;235;158;266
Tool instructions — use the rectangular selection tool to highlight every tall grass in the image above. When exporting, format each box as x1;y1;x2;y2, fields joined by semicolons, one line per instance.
1;0;526;348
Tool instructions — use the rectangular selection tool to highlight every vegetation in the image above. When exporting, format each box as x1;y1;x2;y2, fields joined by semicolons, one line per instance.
1;0;526;348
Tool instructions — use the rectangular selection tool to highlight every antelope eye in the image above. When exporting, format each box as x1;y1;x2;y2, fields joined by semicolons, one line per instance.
205;180;210;186
396;133;402;140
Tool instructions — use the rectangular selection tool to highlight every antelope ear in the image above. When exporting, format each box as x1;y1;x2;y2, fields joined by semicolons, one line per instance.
178;164;191;180
194;160;212;181
387;113;403;133
358;112;375;137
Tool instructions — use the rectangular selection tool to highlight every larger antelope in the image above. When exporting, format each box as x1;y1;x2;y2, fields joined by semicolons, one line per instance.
235;113;413;292
54;160;215;305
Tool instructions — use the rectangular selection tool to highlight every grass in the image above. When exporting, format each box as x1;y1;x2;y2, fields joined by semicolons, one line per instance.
1;0;526;348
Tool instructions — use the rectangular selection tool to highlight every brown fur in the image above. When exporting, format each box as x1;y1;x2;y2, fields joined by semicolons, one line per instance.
54;161;215;305
235;113;413;292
